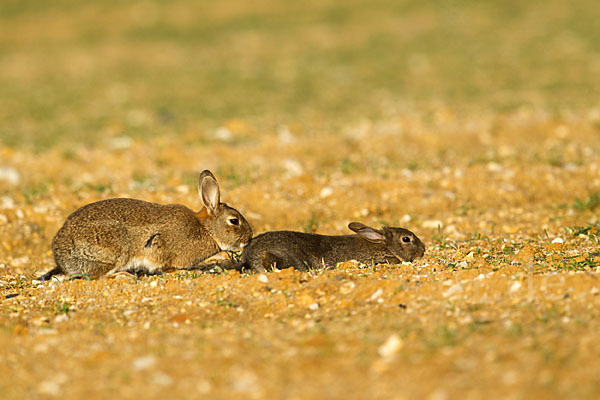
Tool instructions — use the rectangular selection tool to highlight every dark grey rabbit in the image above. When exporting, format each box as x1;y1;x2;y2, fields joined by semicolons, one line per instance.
240;222;425;272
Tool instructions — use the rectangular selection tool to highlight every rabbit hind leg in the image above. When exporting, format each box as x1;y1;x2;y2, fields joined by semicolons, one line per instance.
53;222;132;279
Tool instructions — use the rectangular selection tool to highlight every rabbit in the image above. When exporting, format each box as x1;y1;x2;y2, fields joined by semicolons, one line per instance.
38;170;253;280
240;222;425;272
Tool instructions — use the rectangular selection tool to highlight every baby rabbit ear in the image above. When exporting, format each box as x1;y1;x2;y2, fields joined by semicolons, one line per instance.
348;222;385;243
199;171;220;214
348;222;370;232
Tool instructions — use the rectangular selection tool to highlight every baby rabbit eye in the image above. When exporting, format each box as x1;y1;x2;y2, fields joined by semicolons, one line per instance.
228;217;240;226
401;236;411;243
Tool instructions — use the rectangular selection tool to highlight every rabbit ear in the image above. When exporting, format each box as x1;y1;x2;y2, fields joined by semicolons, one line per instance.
199;170;216;182
356;229;385;243
348;222;385;243
348;222;371;233
199;172;220;214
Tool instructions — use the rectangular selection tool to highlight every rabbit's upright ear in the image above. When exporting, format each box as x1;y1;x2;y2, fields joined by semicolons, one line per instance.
199;170;216;182
348;222;385;243
199;171;220;214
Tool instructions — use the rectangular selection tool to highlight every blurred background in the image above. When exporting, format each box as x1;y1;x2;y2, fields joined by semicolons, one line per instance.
2;0;599;150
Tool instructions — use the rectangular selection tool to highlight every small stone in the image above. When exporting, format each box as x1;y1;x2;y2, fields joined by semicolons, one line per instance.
0;167;20;185
369;288;384;301
591;287;599;296
152;372;173;386
106;136;133;150
38;380;61;396
277;125;295;144
509;281;522;294
54;314;68;323
175;185;189;194
257;274;269;283
231;370;260;394
308;303;319;311
422;220;443;229
486;162;503;172
132;355;156;371
214;127;233;141
320;186;334;198
282;159;303;177
378;333;403;360
443;283;463;298
551;237;564;244
339;281;355;295
0;196;15;209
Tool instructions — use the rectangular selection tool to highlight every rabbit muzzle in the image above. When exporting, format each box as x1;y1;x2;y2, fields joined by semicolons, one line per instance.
217;238;248;252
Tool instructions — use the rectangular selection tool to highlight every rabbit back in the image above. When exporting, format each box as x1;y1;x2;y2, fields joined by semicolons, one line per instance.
241;231;383;272
51;198;218;277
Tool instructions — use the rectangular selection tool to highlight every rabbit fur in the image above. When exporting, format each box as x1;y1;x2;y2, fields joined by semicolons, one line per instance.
39;170;252;280
240;222;425;272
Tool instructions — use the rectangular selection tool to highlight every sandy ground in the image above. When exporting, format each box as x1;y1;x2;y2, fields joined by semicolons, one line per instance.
2;111;600;399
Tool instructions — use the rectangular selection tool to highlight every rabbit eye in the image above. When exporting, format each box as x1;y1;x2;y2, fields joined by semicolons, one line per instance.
228;218;239;226
401;236;411;243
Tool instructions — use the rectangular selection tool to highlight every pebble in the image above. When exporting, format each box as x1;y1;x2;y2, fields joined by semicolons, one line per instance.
133;355;157;371
320;186;334;198
551;237;564;244
282;159;303;177
38;380;61;396
443;283;463;298
0;196;15;209
0;167;20;185
378;334;403;359
277;125;296;144
368;288;384;301
231;370;260;394
339;281;355;295
106;136;133;150
152;372;173;386
54;314;69;323
422;220;443;229
214;127;233;142
257;274;269;283
509;281;522;294
308;303;319;310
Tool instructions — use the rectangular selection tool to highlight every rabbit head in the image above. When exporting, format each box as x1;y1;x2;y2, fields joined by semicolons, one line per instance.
348;222;425;262
197;170;253;251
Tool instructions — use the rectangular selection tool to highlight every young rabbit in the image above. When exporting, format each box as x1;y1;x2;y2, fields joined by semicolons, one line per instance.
38;170;252;280
240;222;425;272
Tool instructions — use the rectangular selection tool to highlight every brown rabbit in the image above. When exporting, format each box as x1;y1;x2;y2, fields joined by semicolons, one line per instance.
38;170;252;280
240;222;425;272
